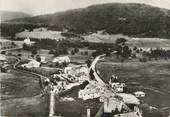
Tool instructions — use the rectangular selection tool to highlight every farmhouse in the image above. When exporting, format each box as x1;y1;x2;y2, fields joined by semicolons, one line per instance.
134;91;145;98
21;60;41;68
52;56;70;63
23;38;34;45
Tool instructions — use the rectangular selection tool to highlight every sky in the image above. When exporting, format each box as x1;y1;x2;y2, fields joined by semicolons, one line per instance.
0;0;170;15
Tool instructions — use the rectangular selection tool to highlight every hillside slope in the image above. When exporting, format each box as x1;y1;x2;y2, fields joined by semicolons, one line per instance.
0;11;32;21
3;3;170;38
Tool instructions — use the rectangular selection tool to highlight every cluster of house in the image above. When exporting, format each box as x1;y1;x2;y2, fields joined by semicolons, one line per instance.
46;64;90;93
51;75;67;94
78;75;126;101
78;74;145;117
102;92;143;117
109;75;125;92
21;59;41;68
21;56;70;68
78;81;105;100
42;74;68;95
38;63;89;95
64;64;89;83
48;73;82;94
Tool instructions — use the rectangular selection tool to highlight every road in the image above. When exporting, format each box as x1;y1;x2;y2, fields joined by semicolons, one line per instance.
90;54;133;115
0;47;22;52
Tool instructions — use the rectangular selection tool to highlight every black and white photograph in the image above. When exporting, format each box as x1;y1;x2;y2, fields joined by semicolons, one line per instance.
0;0;170;117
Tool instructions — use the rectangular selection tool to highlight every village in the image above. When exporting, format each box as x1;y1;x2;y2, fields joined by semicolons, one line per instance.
0;51;145;117
1;28;166;117
2;1;170;117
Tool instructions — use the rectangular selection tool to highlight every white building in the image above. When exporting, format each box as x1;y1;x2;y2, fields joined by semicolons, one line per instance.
52;56;70;63
0;54;6;61
134;91;145;98
78;81;105;100
117;93;140;105
109;75;125;93
40;56;46;63
21;60;41;68
24;38;33;45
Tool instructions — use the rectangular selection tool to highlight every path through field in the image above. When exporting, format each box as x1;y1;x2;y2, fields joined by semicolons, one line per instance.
0;70;49;117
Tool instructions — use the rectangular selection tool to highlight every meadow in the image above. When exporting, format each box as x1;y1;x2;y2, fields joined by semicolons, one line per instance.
0;70;49;117
97;60;170;108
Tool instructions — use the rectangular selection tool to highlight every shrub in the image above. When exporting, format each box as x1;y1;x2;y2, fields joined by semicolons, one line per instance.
92;52;97;58
49;49;55;54
7;52;12;56
84;51;88;55
86;59;92;68
1;51;6;55
132;54;136;58
81;51;84;55
115;38;127;44
74;47;79;53
36;55;41;62
139;58;143;62
71;50;75;55
148;57;152;61
143;58;147;62
32;49;38;55
121;59;124;63
18;54;22;57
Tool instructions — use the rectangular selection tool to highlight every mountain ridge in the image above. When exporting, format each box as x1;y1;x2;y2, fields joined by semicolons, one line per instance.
0;11;32;21
2;3;170;38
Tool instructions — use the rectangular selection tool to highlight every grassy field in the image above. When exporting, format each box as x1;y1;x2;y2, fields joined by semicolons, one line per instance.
7;49;54;61
50;82;101;117
1;70;49;117
54;98;101;117
83;33;170;49
97;60;170;108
